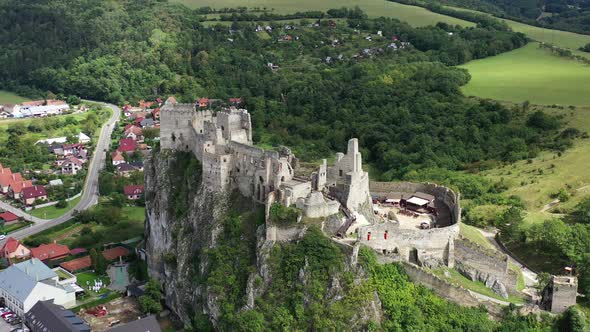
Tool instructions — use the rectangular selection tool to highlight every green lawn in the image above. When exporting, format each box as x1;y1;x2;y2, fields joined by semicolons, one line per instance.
0;90;29;104
30;196;82;219
459;223;495;250
76;271;111;293
459;43;590;106
4;221;34;234
174;0;474;27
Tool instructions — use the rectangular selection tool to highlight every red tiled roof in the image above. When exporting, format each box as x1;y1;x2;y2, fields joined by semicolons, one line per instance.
1;237;21;254
59;246;130;272
22;185;47;199
124;185;144;196
10;180;33;194
111;150;125;162
166;96;177;104
0;211;19;222
70;248;88;255
118;138;137;152
31;242;70;261
103;246;130;261
124;125;143;136
21;99;66;107
60;256;91;272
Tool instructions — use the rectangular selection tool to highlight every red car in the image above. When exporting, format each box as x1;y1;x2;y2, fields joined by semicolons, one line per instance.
1;311;14;318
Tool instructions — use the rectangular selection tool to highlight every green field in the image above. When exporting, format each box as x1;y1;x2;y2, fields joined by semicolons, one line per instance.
0;90;29;104
174;0;474;27
30;196;82;219
459;43;590;106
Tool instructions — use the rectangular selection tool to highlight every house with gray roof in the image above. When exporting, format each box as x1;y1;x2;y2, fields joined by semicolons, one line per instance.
108;315;162;332
0;258;76;315
25;300;91;332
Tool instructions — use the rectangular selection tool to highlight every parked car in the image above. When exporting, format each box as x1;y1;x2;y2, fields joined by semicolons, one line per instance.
1;311;14;318
3;313;16;320
10;318;22;325
0;235;6;240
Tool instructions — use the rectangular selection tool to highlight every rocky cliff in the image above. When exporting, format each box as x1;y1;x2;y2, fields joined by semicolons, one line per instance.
145;150;382;330
144;150;229;324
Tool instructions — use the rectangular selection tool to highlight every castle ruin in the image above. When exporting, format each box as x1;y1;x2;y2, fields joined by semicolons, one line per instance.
159;104;523;301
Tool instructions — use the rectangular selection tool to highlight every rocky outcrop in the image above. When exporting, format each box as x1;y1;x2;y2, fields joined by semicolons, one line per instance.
144;150;233;325
456;262;509;298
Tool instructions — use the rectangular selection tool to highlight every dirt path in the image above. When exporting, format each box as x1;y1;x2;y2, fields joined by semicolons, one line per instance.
540;199;560;212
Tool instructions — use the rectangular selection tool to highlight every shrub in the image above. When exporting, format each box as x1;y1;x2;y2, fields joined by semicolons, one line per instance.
268;203;300;225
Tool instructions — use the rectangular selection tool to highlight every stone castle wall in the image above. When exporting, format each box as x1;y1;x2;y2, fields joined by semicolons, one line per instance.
358;222;459;268
454;238;517;293
370;181;461;224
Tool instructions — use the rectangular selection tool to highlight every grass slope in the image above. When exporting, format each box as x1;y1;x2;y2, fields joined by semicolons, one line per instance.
0;90;29;104
482;104;590;217
174;0;474;27
459;43;590;106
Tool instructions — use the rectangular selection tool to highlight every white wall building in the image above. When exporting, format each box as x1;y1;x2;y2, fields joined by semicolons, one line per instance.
0;258;76;315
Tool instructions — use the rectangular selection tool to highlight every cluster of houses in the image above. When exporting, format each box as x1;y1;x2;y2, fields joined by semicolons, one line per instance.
0;99;71;119
0;164;46;206
0;237;160;332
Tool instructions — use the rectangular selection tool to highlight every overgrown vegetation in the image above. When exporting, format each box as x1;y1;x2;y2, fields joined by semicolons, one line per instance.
268;203;300;225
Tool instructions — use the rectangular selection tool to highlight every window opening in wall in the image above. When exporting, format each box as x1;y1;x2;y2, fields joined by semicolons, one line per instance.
409;248;418;264
171;133;176;142
339;169;343;176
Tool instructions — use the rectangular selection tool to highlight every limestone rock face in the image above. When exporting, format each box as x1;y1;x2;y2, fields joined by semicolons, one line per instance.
144;150;229;325
456;263;509;298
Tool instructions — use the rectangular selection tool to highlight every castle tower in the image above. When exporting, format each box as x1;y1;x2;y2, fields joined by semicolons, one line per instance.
347;138;362;173
542;275;578;313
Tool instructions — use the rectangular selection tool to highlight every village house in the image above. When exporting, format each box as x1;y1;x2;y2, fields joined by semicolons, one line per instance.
229;98;242;106
0;170;23;194
8;179;33;200
0;259;76;315
164;96;177;106
140;117;155;128
111;150;126;165
124;125;143;141
0;211;19;224
25;300;91;332
139;100;155;109
124;185;144;200
116;163;138;177
198;97;209;108
1;237;31;261
61;155;85;175
31;242;70;263
22;185;48;205
118;138;138;154
152;108;161;120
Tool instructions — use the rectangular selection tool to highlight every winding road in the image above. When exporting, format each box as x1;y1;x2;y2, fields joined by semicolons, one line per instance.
0;102;121;243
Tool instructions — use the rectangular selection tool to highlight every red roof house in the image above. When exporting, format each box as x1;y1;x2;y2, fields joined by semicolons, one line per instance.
118;138;138;153
124;185;144;200
165;96;177;105
22;185;47;205
60;256;91;273
9;180;33;199
198;98;209;108
1;237;30;260
31;242;70;262
0;211;19;223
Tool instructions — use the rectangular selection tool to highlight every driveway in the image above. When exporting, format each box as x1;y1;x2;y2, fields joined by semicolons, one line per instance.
0;102;120;244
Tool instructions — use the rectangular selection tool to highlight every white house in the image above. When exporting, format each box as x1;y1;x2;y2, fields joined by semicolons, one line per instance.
0;259;76;315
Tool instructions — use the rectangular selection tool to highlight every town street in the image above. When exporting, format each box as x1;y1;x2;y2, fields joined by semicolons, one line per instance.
0;102;121;243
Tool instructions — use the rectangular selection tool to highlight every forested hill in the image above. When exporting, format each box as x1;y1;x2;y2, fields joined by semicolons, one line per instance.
414;0;590;35
0;0;573;179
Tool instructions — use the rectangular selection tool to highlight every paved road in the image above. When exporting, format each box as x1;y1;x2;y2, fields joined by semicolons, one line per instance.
0;103;120;243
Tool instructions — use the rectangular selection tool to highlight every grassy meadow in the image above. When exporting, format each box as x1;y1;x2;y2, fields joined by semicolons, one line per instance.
174;0;474;27
458;43;590;106
0;90;29;104
482;103;590;223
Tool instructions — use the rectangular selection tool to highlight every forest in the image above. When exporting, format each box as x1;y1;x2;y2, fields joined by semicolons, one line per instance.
0;0;569;180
